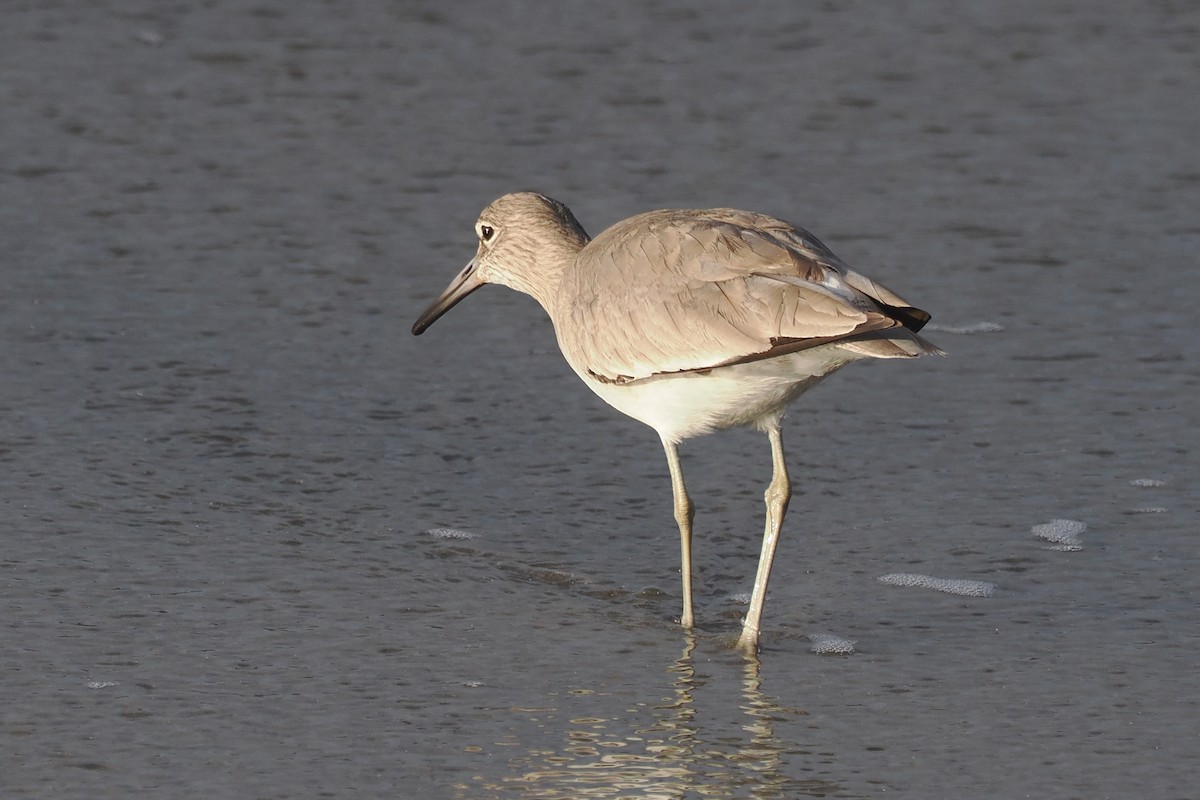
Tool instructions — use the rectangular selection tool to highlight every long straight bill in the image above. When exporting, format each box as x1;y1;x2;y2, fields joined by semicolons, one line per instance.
412;258;484;335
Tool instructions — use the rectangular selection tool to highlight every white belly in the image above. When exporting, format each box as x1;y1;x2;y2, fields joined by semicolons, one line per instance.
577;348;855;443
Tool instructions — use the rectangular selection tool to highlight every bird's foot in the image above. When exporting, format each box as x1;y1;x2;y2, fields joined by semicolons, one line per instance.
735;629;760;655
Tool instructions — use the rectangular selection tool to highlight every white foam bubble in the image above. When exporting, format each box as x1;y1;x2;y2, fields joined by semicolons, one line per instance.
727;592;752;605
427;527;475;540
1031;518;1085;548
808;633;856;655
86;681;118;690
1130;506;1167;514
924;321;1004;334
1130;478;1165;488
877;573;996;597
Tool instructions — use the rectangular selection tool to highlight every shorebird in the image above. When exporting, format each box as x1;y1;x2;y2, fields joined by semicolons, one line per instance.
413;192;941;652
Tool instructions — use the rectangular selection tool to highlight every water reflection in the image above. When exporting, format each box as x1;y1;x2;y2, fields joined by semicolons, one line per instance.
472;636;847;798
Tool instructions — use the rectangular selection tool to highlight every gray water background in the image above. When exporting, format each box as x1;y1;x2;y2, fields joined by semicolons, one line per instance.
2;1;1198;797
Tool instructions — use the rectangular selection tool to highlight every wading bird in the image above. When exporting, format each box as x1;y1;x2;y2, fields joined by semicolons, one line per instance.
413;192;940;652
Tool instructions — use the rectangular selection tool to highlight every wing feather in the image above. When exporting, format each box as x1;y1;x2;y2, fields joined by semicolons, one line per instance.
558;209;935;384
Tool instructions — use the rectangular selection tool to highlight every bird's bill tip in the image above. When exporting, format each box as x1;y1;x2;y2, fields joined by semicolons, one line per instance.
412;258;484;335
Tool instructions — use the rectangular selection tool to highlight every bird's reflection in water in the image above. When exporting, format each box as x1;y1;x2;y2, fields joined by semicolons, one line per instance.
473;635;846;798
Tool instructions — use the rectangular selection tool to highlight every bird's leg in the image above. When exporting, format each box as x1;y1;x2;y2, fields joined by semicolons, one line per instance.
738;423;791;653
662;438;695;628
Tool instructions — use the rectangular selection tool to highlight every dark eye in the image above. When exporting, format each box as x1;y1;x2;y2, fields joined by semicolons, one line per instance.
480;224;494;242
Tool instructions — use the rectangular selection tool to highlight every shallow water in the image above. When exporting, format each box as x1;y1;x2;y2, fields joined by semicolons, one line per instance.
3;1;1198;797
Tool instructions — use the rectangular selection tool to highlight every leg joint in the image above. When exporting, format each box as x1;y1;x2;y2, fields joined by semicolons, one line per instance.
674;495;695;527
764;476;791;507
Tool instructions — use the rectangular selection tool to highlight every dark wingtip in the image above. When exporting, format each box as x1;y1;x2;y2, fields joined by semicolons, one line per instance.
870;301;931;332
896;306;931;332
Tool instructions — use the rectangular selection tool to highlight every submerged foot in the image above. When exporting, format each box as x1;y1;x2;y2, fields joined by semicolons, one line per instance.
735;628;760;655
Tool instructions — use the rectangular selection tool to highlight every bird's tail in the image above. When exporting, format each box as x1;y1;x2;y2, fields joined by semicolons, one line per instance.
838;327;945;359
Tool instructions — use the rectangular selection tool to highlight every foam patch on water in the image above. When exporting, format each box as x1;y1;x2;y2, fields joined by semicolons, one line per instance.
924;321;1004;334
1031;519;1085;549
1130;506;1167;514
86;681;118;690
808;633;856;655
878;573;996;597
427;527;476;540
727;592;752;604
1130;478;1165;488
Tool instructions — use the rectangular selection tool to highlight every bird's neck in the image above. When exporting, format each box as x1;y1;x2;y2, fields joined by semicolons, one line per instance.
506;232;590;322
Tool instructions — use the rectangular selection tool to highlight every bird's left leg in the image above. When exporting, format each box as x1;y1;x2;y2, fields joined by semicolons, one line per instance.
738;420;791;653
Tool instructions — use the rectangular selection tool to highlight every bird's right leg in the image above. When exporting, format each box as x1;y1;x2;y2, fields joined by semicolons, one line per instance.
662;438;695;628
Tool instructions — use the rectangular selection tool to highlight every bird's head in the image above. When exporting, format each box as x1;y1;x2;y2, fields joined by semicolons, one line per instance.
412;192;590;335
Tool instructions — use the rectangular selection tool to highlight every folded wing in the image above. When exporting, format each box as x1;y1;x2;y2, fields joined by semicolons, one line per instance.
561;208;939;384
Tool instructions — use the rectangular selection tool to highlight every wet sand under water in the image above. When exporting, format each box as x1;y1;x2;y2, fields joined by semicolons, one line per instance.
2;1;1197;797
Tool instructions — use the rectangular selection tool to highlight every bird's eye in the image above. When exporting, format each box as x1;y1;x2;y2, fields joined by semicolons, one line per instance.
479;224;495;242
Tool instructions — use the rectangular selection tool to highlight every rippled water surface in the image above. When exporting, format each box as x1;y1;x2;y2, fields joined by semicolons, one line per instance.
3;1;1198;797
